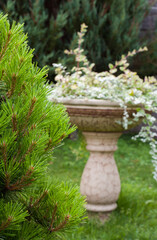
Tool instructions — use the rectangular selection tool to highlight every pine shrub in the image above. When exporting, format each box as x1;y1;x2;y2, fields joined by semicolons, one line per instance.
0;14;85;240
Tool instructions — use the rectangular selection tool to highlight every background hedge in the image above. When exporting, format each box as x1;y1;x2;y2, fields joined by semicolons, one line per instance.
1;0;156;81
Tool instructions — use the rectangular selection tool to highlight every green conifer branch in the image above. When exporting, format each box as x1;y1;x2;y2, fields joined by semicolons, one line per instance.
19;141;37;164
21;97;37;136
0;30;11;62
50;215;69;232
0;217;13;232
7;167;35;191
11;112;17;132
13;149;21;163
26;97;37;120
1;141;7;172
53;133;66;147
44;138;52;151
6;73;17;98
32;190;48;208
5;172;10;190
49;203;57;231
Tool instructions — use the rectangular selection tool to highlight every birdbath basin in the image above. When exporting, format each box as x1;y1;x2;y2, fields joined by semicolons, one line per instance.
53;98;141;212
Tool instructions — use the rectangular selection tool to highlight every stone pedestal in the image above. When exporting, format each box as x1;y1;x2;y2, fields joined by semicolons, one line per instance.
80;132;121;212
52;98;142;213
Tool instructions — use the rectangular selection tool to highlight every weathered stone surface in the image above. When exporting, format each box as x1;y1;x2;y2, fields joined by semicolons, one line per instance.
58;98;142;133
80;132;121;212
53;98;141;213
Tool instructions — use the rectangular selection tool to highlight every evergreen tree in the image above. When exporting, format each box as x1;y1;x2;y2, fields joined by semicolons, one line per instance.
60;0;149;72
0;14;85;240
0;0;151;80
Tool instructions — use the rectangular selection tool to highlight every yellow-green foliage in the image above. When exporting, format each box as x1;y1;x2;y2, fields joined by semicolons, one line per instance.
0;14;85;240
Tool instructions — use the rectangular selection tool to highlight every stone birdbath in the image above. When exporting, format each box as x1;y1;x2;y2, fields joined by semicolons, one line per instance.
54;98;141;213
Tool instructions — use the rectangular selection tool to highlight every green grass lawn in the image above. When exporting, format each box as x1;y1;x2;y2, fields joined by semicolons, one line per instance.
48;132;157;240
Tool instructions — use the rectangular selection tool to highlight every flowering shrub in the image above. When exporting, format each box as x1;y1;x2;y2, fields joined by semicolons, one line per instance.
52;24;157;180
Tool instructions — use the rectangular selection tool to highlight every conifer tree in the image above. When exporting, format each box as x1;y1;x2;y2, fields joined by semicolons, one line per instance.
60;0;149;72
0;0;150;80
0;14;85;240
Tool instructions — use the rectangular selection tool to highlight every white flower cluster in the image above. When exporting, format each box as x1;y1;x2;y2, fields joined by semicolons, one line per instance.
52;24;157;181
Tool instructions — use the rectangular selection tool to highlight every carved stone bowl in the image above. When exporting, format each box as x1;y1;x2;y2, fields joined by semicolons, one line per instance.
56;98;142;132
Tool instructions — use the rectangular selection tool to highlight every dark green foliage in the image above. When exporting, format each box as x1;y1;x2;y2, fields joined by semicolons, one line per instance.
61;0;148;72
0;14;85;239
131;36;157;77
0;0;150;81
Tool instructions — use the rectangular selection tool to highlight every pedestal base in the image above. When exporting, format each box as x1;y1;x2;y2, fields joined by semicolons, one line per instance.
80;132;121;213
86;203;117;212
